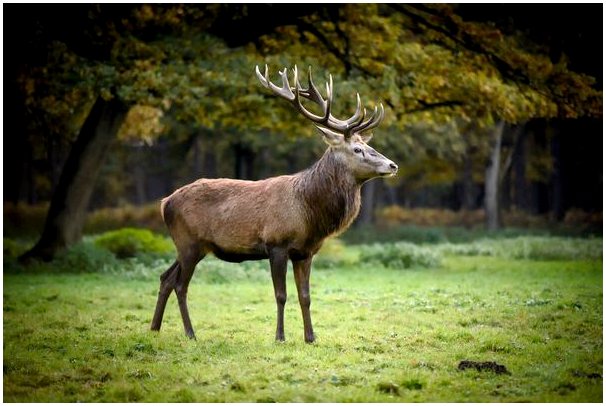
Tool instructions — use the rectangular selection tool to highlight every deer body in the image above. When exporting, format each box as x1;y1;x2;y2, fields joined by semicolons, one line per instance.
162;150;361;264
151;65;397;342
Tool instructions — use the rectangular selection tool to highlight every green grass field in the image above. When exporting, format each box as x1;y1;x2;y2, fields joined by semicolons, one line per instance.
3;236;603;402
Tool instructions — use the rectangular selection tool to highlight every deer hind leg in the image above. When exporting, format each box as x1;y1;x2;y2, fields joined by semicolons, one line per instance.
293;257;315;343
269;247;288;342
175;248;203;340
151;260;180;332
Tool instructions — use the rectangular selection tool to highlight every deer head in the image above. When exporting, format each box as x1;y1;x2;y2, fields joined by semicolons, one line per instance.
255;65;398;181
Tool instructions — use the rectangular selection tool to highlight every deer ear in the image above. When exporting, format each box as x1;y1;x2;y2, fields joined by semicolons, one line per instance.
316;126;344;146
359;132;373;143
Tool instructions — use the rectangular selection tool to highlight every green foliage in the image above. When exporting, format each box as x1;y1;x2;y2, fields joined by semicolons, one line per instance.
3;238;30;259
314;238;442;270
4;239;120;275
17;4;601;143
358;242;442;269
93;228;174;259
312;238;357;269
54;241;121;272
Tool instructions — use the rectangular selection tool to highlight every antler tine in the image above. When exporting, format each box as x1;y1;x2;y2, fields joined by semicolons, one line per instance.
293;65;330;123
325;74;333;121
352;106;377;134
373;103;385;129
256;64;296;101
300;66;326;106
348;93;365;127
352;103;385;134
293;65;303;93
292;64;299;92
278;67;296;100
255;64;269;87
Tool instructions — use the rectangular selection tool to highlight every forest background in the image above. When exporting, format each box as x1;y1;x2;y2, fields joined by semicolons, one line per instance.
3;3;603;259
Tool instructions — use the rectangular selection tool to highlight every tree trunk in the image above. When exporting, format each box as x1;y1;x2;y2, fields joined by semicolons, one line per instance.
259;148;272;179
234;143;244;179
484;121;505;231
513;127;529;211
499;123;525;213
203;139;218;178
384;183;398;206
501;168;512;211
26;143;37;204
192;133;203;180
461;143;476;210
234;142;255;180
21;96;129;262
550;126;564;220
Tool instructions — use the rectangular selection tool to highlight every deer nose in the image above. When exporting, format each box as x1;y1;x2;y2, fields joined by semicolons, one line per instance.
389;162;398;172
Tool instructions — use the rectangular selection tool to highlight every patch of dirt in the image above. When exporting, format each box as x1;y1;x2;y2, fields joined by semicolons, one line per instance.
572;370;602;379
377;382;400;395
457;360;511;375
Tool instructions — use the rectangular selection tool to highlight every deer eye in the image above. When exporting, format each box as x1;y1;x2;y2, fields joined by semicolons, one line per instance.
353;147;362;154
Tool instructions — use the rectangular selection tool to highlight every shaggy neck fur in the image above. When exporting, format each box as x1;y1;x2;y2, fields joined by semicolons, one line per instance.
294;148;362;241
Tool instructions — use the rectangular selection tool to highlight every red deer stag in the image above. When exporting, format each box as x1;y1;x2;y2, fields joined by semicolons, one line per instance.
150;65;398;343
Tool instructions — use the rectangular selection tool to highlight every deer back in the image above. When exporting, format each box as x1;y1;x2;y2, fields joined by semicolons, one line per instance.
162;176;310;256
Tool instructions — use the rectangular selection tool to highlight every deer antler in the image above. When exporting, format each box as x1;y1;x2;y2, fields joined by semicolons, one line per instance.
255;64;384;139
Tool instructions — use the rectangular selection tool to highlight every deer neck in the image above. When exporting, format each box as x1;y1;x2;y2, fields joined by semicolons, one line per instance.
296;149;362;240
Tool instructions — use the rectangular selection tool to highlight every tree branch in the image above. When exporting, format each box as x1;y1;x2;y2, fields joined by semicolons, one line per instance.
297;20;346;67
391;4;528;85
389;3;585;114
499;123;525;184
328;8;352;75
402;99;465;114
296;18;373;78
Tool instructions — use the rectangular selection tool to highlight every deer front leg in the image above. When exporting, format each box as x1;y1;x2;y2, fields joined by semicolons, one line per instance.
293;257;315;343
269;248;288;342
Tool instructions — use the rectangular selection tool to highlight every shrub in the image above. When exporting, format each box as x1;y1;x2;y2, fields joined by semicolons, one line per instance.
563;209;602;228
377;206;484;228
313;238;354;269
438;236;602;261
3;238;30;259
93;228;174;259
200;257;268;284
437;241;497;257
503;237;602;261
54;240;120;273
358;242;441;269
84;203;165;234
341;224;448;245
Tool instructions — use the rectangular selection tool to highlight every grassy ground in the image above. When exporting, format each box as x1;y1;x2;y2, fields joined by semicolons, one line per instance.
3;239;603;402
